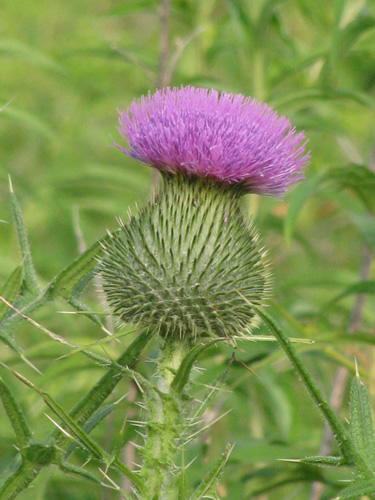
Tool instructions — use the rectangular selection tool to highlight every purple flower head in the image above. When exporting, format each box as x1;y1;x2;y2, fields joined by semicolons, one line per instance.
117;86;310;196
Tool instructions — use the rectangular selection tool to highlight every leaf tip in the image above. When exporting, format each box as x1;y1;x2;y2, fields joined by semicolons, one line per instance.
354;356;359;378
8;174;14;194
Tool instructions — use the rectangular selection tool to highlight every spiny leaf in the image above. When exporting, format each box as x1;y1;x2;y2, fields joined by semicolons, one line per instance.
171;339;225;394
349;374;375;473
58;460;101;484
1;364;145;493
251;304;364;468
190;443;232;500
0;294;111;368
298;455;346;466
0;266;23;322
46;232;114;300
64;403;118;459
0;456;43;500
9;179;40;295
63;329;153;429
0;378;32;450
336;478;375;499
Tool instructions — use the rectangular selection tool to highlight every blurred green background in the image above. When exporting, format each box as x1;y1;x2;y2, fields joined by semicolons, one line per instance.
1;0;375;498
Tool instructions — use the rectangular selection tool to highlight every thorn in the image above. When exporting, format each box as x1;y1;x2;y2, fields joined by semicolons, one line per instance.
134;429;146;439
277;458;302;463
114;393;128;405
81;456;92;468
129;420;147;427
8;174;14;193
128;441;142;450
20;353;42;375
0;98;15;113
44;413;73;439
235;356;259;379
354;357;359;377
99;468;122;491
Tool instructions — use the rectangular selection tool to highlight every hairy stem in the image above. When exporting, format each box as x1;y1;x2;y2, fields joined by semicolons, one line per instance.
139;340;187;499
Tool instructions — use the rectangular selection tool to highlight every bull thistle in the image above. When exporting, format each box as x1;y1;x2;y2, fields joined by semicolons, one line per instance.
99;86;309;498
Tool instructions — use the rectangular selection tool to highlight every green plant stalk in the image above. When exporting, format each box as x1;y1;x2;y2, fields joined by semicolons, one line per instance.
0;457;42;500
252;305;374;477
139;340;188;499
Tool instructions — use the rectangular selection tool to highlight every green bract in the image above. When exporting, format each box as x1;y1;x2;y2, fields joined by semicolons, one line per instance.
100;174;269;342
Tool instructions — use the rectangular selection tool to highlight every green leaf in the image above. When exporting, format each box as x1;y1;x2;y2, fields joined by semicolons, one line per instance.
341;15;375;54
349;375;375;473
322;281;375;312
190;443;232;500
64;329;153;429
225;0;253;42
0;266;23;322
272;88;375;111
64;403;117;459
329;0;345;79
3;364;145;494
337;478;375;499
1;106;55;139
47;232;115;300
0;456;43;500
0;39;63;73
325;165;375;213
284;174;322;244
58;460;100;484
285;164;375;242
299;455;346;466
0;379;32;451
105;0;158;15
349;212;375;249
9;181;40;295
171;339;224;394
251;304;364;468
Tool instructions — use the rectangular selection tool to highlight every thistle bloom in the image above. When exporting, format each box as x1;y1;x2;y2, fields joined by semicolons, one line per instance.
117;86;309;196
99;87;309;497
101;86;309;344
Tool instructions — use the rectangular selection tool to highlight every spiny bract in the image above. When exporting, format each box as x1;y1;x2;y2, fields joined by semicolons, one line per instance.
100;175;269;342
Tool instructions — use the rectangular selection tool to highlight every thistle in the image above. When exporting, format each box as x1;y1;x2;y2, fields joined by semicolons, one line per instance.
99;86;309;498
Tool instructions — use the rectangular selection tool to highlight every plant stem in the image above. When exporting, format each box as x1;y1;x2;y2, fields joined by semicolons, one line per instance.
140;340;187;499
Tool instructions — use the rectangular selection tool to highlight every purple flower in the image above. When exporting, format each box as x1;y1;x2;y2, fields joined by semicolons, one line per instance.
117;86;309;196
